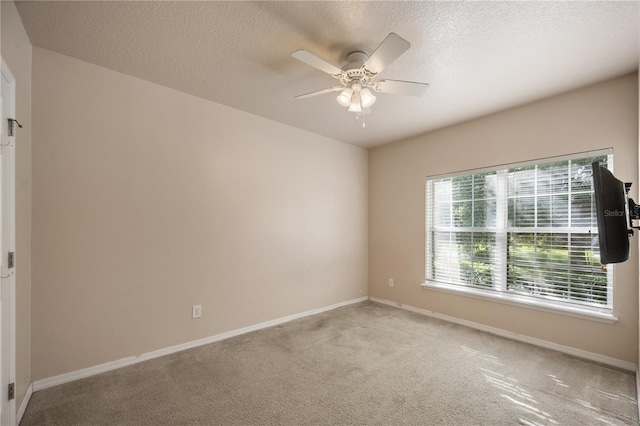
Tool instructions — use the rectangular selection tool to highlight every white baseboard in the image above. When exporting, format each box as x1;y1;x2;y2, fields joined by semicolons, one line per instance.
17;382;32;424
33;296;368;392
369;296;636;372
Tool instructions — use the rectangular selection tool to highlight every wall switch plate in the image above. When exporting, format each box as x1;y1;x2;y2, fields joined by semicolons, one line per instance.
388;279;394;288
192;305;202;318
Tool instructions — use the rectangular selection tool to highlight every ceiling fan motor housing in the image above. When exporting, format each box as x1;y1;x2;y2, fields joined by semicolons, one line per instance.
342;51;368;71
340;51;372;87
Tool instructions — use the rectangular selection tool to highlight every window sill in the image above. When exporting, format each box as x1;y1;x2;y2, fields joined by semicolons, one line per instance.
420;281;617;324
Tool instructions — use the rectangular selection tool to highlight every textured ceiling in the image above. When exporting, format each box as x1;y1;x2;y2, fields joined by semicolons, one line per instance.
14;1;640;148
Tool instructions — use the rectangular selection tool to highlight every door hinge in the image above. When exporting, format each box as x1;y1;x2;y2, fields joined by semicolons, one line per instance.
8;383;14;401
8;252;14;269
7;118;22;137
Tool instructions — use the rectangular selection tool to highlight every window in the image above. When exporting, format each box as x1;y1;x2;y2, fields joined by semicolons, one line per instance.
424;150;613;318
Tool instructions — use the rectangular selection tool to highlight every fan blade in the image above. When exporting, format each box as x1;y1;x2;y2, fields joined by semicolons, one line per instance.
373;80;429;97
363;33;411;75
291;50;344;77
295;86;343;100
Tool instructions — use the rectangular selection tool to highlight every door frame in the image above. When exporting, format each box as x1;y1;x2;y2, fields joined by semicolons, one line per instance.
1;57;17;426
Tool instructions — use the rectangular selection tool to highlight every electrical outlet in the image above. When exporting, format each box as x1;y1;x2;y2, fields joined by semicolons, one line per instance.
388;279;394;288
192;305;202;319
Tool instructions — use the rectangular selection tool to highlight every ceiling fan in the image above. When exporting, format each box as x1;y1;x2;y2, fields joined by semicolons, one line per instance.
291;33;429;125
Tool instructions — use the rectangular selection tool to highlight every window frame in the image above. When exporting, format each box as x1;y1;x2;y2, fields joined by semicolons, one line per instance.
422;149;617;323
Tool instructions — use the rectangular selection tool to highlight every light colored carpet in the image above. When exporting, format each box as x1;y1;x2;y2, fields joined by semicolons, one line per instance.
21;302;638;425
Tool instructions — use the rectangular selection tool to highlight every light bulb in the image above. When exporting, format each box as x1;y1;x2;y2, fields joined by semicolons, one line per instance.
336;88;353;107
360;88;376;108
348;93;362;112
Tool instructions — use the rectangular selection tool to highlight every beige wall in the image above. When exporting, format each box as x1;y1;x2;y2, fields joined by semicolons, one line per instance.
1;0;32;409
30;47;368;381
369;73;639;364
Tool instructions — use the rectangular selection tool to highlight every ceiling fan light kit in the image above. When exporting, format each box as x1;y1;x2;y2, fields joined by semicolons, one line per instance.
337;87;353;107
360;88;376;108
348;92;363;113
291;33;429;127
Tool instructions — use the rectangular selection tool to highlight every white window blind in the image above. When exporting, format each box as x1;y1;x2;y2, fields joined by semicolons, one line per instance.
425;150;613;313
